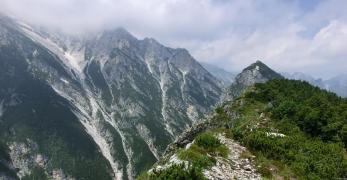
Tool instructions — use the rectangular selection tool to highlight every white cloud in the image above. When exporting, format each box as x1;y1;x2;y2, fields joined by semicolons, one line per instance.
0;0;346;78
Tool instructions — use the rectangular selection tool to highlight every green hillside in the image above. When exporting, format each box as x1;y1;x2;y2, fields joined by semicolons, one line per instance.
143;79;347;179
228;79;347;179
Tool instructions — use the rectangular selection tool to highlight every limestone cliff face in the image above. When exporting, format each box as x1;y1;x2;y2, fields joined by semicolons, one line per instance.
0;15;222;179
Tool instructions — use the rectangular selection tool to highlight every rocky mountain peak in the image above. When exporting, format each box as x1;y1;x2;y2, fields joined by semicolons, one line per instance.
104;27;136;40
236;60;283;86
222;60;283;102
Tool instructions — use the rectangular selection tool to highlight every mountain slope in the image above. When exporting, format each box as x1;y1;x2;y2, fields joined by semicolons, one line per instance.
143;79;347;179
0;17;113;180
0;16;223;179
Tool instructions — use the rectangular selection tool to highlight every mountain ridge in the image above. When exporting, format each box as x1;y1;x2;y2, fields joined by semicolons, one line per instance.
0;16;223;179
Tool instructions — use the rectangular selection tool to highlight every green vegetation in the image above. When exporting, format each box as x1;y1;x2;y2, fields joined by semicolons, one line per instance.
22;166;48;180
223;79;347;179
178;145;216;170
248;79;347;145
178;132;228;169
195;132;221;149
0;141;10;162
140;79;347;180
139;132;228;179
138;164;206;180
194;132;228;158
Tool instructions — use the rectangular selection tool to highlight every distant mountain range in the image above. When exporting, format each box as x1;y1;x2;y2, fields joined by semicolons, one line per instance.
282;72;347;97
200;62;235;86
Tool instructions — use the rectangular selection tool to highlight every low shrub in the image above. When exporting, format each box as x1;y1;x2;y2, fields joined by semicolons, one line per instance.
138;164;206;180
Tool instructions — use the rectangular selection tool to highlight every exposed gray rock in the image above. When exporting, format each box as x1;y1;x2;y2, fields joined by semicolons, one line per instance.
203;134;260;180
8;140;50;179
8;140;37;178
222;60;283;102
0;15;223;179
153;132;261;180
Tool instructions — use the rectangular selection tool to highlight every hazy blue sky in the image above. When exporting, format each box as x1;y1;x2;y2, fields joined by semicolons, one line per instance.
1;0;346;79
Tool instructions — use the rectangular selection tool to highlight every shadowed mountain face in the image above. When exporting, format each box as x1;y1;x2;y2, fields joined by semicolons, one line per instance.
0;17;113;180
0;16;222;179
222;60;283;102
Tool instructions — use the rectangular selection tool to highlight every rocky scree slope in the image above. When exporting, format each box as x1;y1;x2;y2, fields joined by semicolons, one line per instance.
0;15;222;180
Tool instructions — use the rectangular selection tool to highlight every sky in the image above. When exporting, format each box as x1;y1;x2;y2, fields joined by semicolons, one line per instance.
1;0;346;79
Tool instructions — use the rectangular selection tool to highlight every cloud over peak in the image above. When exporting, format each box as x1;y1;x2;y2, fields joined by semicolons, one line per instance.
1;0;346;79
